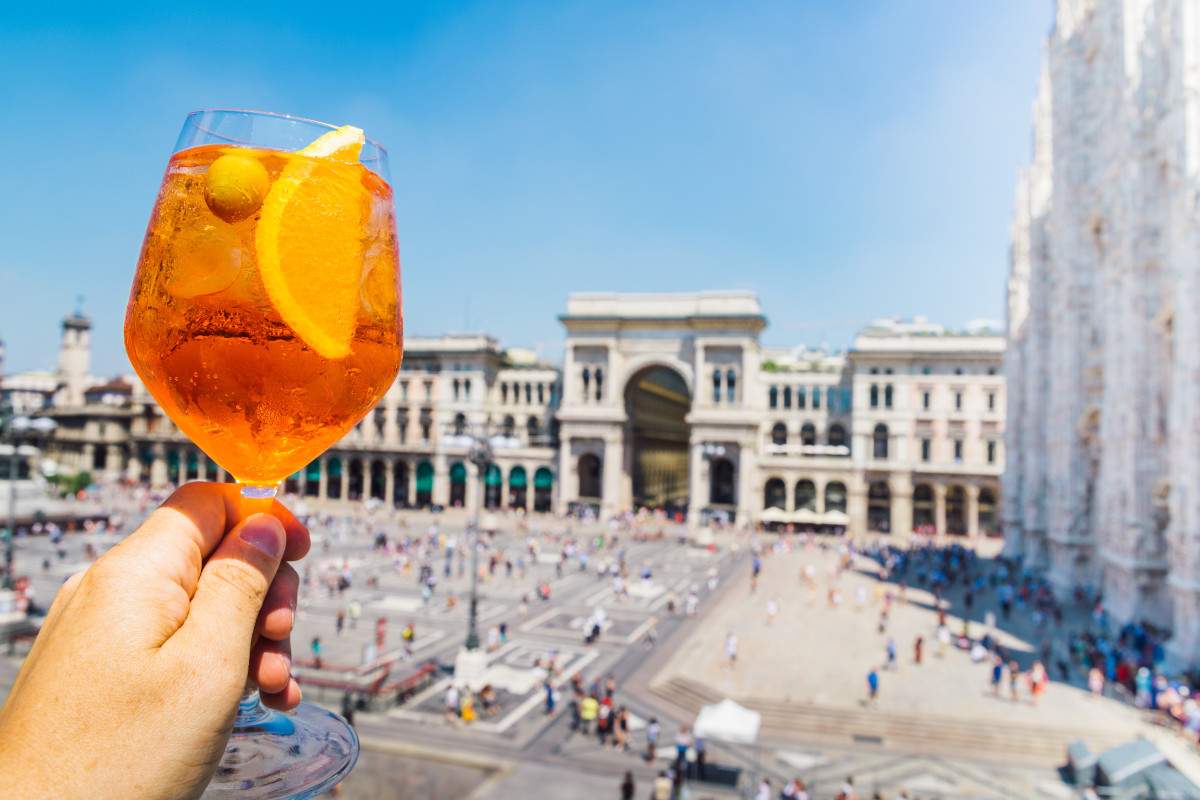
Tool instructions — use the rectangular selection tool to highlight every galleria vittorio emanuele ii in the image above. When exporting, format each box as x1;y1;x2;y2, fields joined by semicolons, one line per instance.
1004;0;1200;665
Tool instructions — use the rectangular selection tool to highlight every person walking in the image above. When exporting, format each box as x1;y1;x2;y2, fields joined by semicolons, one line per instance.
335;609;345;637
1089;666;1105;698
443;683;461;724
347;599;361;629
866;668;879;707
724;631;738;670
580;692;599;734
886;637;897;670
914;635;924;665
1008;660;1021;703
937;622;951;658
991;656;1004;697
652;772;673;800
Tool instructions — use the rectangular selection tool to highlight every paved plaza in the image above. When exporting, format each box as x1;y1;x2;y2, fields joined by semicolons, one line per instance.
3;492;1197;798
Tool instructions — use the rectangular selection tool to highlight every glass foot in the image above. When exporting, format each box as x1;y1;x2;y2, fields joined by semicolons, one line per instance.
202;692;358;799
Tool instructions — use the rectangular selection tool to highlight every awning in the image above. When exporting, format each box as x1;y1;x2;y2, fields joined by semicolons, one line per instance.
508;466;527;487
449;462;467;484
415;462;434;492
534;467;554;488
485;464;501;486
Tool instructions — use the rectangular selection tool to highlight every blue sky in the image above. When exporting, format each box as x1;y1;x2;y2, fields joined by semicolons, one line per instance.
0;1;1052;377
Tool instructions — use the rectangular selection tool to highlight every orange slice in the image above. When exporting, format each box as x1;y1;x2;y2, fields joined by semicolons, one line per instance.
298;125;365;163
255;144;370;359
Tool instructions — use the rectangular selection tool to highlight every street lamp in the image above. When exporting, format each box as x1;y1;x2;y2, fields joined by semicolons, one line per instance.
463;435;492;651
2;402;57;590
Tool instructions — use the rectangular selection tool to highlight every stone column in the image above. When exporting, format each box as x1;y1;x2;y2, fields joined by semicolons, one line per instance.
602;433;623;519
465;461;479;515
151;443;167;487
934;483;947;538
966;484;980;538
407;462;416;505
890;473;913;540
215;466;227;483
815;478;826;514
82;443;95;472
736;445;756;525
433;455;449;508
318;456;329;500
105;444;122;481
364;459;375;500
384;402;399;444
339;460;349;501
687;441;704;522
557;439;573;514
384;461;395;506
848;478;868;541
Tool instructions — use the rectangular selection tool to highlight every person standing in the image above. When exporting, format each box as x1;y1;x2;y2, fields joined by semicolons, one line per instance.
311;636;323;669
1089;666;1105;698
620;770;635;800
348;599;361;629
653;772;673;800
866;668;879;707
937;622;951;658
914;635;924;665
1008;660;1021;703
991;656;1004;697
645;716;662;762
725;632;739;670
444;683;461;724
336;609;346;637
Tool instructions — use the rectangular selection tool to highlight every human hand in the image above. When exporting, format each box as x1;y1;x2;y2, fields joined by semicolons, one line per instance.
0;482;310;800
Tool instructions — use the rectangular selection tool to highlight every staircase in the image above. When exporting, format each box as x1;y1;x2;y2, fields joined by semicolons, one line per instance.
650;675;1136;765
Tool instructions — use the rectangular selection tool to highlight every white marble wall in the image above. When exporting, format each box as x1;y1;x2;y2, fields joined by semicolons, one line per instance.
1006;0;1200;665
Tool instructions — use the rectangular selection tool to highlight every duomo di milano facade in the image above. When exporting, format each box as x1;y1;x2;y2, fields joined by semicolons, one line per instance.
1004;0;1200;664
2;293;1005;543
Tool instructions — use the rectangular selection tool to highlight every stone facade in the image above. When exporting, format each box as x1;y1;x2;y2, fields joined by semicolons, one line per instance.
1004;0;1200;664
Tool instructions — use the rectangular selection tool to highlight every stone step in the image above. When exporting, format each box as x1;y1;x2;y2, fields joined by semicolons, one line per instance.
650;676;1133;764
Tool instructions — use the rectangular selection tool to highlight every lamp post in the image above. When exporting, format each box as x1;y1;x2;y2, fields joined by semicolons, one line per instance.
2;402;57;590
463;436;492;651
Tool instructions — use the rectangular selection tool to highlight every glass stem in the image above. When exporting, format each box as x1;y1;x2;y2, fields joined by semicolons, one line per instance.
235;686;273;727
241;484;279;500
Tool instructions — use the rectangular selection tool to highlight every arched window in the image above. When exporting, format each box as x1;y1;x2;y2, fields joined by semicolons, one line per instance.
526;416;540;441
884;384;893;408
869;384;879;408
502;415;515;437
794;479;817;511
710;458;735;506
501;383;508;403
873;423;889;459
771;423;787;446
713;369;722;404
768;386;778;409
913;484;935;528
526;382;534;404
537;383;545;404
868;482;891;532
828;423;847;448
824;481;847;514
797;387;806;409
979;487;997;533
946;485;967;534
578;453;602;499
464;379;472;401
581;369;590;401
783;386;792;409
453;379;460;400
512;381;521;403
801;423;816;446
453;412;467;435
726;369;736;403
764;478;786;510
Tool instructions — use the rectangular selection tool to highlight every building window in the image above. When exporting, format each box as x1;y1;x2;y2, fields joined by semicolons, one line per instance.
423;382;432;402
987;441;996;463
922;366;931;375
453;413;467;435
827;387;836;410
771;423;787;446
988;392;995;411
783;386;792;409
464;379;471;402
884;385;893;408
801;423;816;446
769;386;778;409
582;368;590;401
954;440;963;461
955;367;963;375
873;424;889;459
401;381;409;401
501;383;508;403
884;368;893;375
812;387;820;409
453;379;460;401
538;384;545;404
988;367;996;375
726;370;736;403
713;369;722;404
921;438;931;462
955;392;962;410
828;423;847;448
840;387;851;411
798;387;806;409
923;391;931;409
869;385;879;408
870;367;878;375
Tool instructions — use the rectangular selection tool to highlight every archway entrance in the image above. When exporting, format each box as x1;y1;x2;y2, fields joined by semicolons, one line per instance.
625;365;691;513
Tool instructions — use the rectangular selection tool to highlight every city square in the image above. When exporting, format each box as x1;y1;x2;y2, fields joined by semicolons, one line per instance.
6;1;1200;798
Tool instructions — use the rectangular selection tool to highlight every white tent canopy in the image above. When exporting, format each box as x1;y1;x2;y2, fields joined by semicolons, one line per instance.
693;698;761;745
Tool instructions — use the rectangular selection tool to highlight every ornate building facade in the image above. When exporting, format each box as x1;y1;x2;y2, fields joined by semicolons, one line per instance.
1004;0;1200;663
7;294;1004;539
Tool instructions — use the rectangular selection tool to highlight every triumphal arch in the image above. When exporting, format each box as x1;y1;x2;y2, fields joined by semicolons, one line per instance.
555;291;766;521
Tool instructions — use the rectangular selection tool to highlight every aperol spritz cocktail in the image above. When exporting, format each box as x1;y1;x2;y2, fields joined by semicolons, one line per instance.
125;111;402;494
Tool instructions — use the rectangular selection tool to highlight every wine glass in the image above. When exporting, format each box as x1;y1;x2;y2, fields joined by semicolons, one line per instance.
124;109;403;797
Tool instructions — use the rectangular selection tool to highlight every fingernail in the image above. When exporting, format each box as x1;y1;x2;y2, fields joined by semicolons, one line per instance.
240;516;284;559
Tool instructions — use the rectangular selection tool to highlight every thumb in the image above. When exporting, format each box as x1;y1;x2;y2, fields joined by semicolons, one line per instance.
175;513;286;669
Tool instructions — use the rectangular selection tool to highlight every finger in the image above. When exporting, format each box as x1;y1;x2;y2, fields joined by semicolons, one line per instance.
256;562;299;642
171;514;286;673
260;679;302;711
250;636;292;695
229;492;311;562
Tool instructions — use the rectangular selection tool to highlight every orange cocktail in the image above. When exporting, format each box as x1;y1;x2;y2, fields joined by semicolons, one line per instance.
125;121;402;490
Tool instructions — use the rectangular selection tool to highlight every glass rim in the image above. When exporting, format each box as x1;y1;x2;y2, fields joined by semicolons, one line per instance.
183;108;388;158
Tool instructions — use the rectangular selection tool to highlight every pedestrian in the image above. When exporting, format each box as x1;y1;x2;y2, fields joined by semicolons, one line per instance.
615;705;630;751
580;692;599;734
653;771;673;800
991;656;1004;697
674;725;692;769
886;637;897;670
914;635;924;664
444;683;461;723
724;632;738;670
348;599;361;629
311;636;322;669
402;621;415;660
755;777;772;800
544;677;556;716
841;776;858;800
1029;660;1047;707
1008;660;1021;703
782;778;808;800
336;609;345;636
694;734;706;779
340;691;356;728
937;622;951;657
620;770;635;800
1089;666;1105;697
645;716;661;762
866;668;879;707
